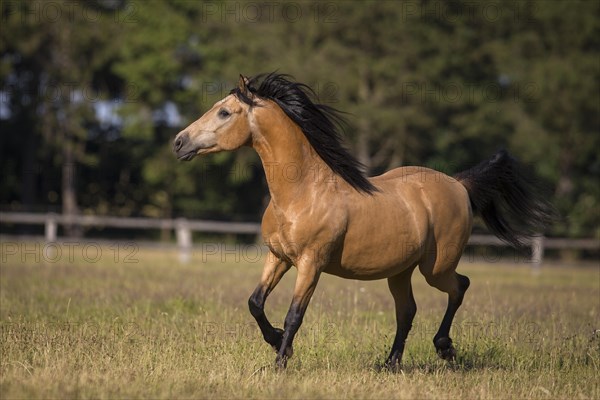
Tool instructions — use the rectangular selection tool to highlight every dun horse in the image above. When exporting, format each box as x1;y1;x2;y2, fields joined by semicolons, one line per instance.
173;73;554;369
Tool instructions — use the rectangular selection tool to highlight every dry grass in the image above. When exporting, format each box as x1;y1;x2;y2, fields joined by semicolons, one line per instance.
1;243;599;399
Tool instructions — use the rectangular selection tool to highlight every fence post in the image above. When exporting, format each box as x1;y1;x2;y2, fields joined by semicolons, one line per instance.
44;213;58;262
176;218;192;264
531;235;544;270
45;213;57;242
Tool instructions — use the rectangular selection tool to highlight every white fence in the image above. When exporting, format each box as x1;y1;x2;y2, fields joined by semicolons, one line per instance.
1;212;598;266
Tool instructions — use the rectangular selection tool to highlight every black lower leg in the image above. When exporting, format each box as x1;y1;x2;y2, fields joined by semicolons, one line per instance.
274;266;320;369
434;274;470;361
384;272;417;370
384;319;415;370
249;286;283;349
275;302;303;369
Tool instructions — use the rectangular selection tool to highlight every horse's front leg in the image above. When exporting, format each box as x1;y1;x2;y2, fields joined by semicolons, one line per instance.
275;262;321;369
248;252;292;351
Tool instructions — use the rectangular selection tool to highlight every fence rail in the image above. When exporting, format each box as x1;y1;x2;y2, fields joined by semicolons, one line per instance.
1;212;598;265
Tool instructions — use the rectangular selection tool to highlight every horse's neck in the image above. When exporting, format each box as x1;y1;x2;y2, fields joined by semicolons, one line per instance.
251;109;336;212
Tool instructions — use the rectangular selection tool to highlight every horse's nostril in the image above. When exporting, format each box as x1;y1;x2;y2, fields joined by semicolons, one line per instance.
173;136;185;152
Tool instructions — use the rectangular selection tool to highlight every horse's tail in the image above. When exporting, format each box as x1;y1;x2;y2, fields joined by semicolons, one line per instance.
454;149;556;247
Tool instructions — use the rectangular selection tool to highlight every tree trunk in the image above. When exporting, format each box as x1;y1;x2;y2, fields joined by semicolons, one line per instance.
21;129;37;211
62;141;80;237
357;68;372;173
356;128;371;173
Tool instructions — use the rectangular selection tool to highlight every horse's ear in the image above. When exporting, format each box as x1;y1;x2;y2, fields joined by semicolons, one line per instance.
238;75;251;96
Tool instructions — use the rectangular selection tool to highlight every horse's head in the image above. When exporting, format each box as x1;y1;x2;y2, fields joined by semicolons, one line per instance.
173;76;254;161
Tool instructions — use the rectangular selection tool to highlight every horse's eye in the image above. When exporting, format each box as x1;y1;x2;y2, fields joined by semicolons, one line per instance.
218;109;231;119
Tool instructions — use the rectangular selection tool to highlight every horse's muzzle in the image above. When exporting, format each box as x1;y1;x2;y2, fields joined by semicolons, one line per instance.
173;132;187;152
173;131;196;161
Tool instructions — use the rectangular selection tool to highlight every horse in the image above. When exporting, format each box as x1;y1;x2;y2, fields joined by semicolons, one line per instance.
173;73;554;369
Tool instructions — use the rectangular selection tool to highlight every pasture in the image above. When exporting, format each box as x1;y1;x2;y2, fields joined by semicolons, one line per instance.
1;244;598;399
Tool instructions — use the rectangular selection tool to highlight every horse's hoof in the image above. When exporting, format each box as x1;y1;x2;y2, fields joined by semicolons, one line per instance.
275;356;288;370
381;361;402;373
268;328;284;352
273;327;284;340
434;337;456;361
269;328;293;358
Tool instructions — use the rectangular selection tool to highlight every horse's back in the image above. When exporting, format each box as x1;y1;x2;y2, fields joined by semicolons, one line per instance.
334;166;472;279
373;166;470;208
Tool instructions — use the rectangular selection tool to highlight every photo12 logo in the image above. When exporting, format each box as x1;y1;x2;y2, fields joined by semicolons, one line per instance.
2;0;138;24
1;241;139;264
200;2;338;24
400;1;538;23
200;80;339;104
400;81;539;105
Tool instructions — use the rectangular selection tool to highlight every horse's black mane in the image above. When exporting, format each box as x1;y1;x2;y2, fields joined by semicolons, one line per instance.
231;73;377;194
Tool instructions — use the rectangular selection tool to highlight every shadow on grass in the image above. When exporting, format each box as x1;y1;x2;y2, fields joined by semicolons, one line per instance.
371;349;509;374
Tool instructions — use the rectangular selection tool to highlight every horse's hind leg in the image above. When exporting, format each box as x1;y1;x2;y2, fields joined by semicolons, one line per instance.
384;266;417;370
420;261;470;361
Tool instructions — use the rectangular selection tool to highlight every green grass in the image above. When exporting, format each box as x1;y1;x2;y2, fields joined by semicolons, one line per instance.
1;244;599;399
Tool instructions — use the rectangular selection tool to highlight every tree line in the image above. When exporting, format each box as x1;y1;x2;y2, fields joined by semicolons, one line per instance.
1;0;598;239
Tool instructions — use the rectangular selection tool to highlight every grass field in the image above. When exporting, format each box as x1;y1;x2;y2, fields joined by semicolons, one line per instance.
1;243;599;399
